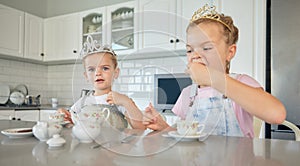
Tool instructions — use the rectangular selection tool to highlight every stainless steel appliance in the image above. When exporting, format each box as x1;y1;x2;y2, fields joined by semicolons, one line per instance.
266;0;300;140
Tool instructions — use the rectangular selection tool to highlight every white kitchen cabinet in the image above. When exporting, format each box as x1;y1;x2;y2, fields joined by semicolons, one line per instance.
14;110;39;122
24;13;44;61
39;109;56;122
0;4;24;57
107;1;138;55
0;110;15;120
80;7;107;52
138;0;177;51
44;13;80;61
138;0;212;52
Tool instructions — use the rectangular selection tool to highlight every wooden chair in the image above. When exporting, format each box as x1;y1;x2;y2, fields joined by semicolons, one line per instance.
254;117;300;141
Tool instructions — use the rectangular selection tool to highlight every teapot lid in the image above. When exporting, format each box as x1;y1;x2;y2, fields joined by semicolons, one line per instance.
47;134;66;147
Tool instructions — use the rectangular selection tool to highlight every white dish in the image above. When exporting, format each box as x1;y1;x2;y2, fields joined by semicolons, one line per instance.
168;131;207;141
14;84;28;95
0;84;10;104
1;128;33;138
9;91;25;105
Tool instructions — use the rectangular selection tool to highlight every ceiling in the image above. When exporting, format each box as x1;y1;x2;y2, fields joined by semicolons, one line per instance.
0;0;132;18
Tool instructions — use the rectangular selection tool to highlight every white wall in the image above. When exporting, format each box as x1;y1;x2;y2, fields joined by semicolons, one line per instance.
0;55;187;109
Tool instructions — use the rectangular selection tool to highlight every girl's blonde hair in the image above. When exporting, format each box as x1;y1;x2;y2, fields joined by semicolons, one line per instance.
82;52;118;69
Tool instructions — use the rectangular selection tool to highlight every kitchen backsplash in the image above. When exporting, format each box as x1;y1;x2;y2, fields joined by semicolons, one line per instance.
0;55;187;109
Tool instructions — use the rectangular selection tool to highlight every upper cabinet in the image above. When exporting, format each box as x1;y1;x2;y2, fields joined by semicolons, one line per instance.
138;0;177;51
138;0;205;53
44;13;80;61
0;4;24;57
80;7;107;51
24;13;44;61
107;1;138;55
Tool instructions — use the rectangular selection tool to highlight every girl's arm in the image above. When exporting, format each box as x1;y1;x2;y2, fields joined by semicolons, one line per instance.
187;63;286;124
216;74;286;124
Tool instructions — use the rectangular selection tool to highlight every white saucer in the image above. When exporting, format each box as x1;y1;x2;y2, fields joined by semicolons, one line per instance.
1;128;33;138
168;131;207;141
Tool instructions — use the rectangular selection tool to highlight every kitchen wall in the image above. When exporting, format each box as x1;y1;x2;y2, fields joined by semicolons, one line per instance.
1;55;187;109
0;0;132;18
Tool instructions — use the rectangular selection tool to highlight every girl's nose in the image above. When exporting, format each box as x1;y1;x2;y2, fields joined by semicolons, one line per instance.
95;68;102;76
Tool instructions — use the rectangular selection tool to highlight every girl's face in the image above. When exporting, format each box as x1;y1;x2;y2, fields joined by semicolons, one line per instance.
186;22;235;73
83;53;119;95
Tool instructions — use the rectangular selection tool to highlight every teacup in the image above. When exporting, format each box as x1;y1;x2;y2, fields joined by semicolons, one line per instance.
49;112;65;123
176;120;204;136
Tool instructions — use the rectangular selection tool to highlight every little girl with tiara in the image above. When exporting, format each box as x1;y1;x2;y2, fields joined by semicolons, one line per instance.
59;35;145;130
143;4;286;138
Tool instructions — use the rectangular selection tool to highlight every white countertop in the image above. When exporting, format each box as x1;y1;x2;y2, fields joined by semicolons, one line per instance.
0;120;300;166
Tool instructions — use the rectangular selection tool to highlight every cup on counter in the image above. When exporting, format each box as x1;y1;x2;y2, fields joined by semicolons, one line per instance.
51;98;58;108
176;120;204;136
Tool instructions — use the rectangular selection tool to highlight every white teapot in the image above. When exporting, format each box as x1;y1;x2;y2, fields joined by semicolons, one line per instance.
32;121;62;141
72;105;110;143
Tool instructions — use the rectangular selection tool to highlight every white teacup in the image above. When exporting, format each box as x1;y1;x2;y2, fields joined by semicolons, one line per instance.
49;112;65;123
176;120;204;136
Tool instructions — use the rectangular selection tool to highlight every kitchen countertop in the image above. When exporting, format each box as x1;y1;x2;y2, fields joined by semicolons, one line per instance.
0;105;71;110
0;120;299;166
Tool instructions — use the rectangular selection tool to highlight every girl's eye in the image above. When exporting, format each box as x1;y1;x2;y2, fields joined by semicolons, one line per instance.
203;46;213;51
87;67;95;72
186;49;192;53
102;66;110;71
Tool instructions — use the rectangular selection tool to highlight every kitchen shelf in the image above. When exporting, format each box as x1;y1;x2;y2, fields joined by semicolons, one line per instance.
83;31;103;36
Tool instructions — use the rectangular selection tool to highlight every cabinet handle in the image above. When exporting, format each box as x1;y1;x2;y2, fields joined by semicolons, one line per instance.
17;118;21;121
170;39;174;43
40;53;44;57
176;39;180;43
11;117;16;120
73;50;77;53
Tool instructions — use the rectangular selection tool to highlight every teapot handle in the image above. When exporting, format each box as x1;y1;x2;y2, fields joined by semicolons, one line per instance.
102;108;110;121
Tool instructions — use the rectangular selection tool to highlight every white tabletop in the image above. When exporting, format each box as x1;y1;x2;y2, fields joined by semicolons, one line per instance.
0;120;299;166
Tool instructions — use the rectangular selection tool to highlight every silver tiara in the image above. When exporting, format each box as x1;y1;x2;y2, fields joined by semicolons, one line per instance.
80;35;116;58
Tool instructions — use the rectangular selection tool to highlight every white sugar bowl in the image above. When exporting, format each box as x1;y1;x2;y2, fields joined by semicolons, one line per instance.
33;121;62;141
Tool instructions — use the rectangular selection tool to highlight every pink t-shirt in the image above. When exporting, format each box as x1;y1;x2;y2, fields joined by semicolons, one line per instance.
172;74;261;138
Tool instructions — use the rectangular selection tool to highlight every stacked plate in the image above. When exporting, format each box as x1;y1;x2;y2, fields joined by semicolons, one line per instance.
9;84;28;105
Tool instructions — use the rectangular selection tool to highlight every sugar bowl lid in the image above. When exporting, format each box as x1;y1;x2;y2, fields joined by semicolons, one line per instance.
47;134;66;147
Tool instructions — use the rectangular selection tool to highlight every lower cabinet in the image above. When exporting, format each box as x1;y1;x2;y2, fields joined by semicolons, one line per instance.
0;110;15;120
14;110;39;122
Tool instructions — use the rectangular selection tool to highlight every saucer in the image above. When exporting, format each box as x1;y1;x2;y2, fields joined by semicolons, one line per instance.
168;131;207;141
1;128;33;138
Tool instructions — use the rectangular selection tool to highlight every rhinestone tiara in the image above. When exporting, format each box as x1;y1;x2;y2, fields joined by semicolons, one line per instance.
80;35;116;58
191;4;231;32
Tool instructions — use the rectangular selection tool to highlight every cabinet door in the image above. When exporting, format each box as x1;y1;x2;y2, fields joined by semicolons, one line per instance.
24;13;44;61
0;110;14;120
107;1;138;55
176;0;209;50
0;4;24;57
40;109;56;121
80;7;107;52
138;0;177;51
44;13;80;61
14;110;39;122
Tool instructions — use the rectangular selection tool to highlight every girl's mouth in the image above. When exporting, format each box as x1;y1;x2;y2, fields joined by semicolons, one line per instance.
95;78;104;83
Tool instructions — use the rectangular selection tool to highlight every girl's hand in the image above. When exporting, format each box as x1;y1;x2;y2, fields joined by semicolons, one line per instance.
106;91;129;106
143;103;170;131
57;108;72;124
186;62;226;89
186;62;211;86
